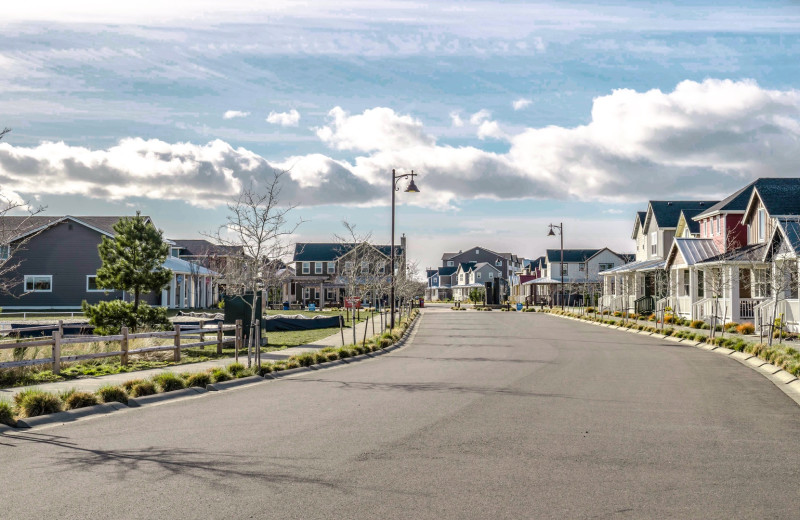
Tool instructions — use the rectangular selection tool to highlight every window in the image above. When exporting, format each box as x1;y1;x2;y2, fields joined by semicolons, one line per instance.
599;263;613;272
495;260;502;266
361;261;369;274
378;262;385;274
171;247;181;257
477;272;482;280
697;270;704;298
683;269;690;296
758;209;766;242
475;249;480;255
315;263;322;274
561;264;568;276
86;275;105;292
578;263;585;272
650;232;657;255
24;275;52;292
0;244;10;261
610;278;616;294
447;261;454;267
488;272;493;278
345;261;354;273
716;216;721;235
328;263;335;274
302;262;310;274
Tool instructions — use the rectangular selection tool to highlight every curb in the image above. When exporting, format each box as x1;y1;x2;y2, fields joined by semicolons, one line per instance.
15;402;128;429
127;387;207;408
206;375;264;391
542;312;800;407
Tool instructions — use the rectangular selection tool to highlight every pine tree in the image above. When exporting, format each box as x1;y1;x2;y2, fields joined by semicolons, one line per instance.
96;211;172;310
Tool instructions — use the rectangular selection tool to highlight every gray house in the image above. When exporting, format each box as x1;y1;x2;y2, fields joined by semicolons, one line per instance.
0;215;219;310
441;246;522;281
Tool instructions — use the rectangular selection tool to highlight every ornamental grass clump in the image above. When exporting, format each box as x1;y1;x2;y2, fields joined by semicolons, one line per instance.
64;391;99;410
16;390;63;418
96;385;128;405
227;363;247;377
185;372;211;388
690;320;705;329
0;400;16;426
737;323;756;335
325;351;339;362
153;372;185;392
129;381;157;397
210;368;231;382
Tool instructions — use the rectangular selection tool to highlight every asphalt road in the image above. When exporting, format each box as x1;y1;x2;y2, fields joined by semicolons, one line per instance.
2;307;800;519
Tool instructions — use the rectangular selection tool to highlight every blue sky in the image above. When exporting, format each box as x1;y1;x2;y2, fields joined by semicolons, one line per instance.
2;1;800;271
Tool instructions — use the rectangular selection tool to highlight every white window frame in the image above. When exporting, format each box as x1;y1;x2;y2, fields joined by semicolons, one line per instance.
495;260;502;266
578;263;585;272
0;244;10;261
361;261;369;274
345;261;354;273
447;260;454;266
650;232;657;255
86;275;106;292
758;209;766;242
716;216;721;235
315;263;322;274
599;263;613;272
302;262;310;274
477;272;482;280
25;275;53;293
327;263;335;274
475;249;480;255
561;264;568;276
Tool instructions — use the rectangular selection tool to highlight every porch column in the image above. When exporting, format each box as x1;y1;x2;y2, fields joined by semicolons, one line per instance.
161;287;168;308
170;274;177;309
730;267;741;322
179;275;186;309
319;283;324;310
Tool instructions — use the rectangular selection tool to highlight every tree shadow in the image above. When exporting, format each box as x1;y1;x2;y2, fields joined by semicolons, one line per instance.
0;431;341;491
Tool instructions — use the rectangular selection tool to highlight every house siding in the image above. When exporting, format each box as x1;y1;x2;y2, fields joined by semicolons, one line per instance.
442;248;508;279
0;220;125;308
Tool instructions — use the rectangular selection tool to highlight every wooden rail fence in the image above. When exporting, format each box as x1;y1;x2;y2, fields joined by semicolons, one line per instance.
0;320;242;374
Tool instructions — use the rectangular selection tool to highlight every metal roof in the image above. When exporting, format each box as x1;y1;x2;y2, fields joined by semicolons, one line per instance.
673;238;720;266
600;258;665;274
163;256;218;276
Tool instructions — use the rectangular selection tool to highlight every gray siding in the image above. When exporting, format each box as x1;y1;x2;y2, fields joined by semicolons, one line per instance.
0;221;128;308
443;248;509;279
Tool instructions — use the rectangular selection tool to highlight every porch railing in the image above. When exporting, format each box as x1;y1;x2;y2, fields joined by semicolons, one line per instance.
634;296;654;315
739;298;764;321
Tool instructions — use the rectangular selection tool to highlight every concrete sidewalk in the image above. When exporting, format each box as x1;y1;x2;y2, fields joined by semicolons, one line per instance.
0;312;385;400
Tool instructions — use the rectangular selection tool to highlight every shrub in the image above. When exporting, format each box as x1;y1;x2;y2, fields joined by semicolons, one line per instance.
338;348;352;359
130;381;157;397
122;379;147;392
601;310;610;315
211;368;231;383
613;311;622;317
17;390;63;417
313;352;329;364
286;359;300;369
153;373;185;392
701;323;710;330
648;315;656;321
353;345;367;355
64;391;99;410
663;314;676;324
586;307;596;313
82;300;171;335
227;363;246;377
724;322;739;332
325;351;340;361
662;327;675;336
185;372;211;388
271;362;287;372
737;323;755;335
690;320;705;329
257;364;274;376
0;400;15;426
293;353;316;367
96;385;128;404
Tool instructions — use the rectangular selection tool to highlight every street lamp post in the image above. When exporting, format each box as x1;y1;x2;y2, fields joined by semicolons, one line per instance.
391;169;419;329
547;223;564;310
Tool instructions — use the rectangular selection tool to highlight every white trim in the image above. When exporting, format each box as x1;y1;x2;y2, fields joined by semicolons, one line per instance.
24;275;53;293
86;275;108;292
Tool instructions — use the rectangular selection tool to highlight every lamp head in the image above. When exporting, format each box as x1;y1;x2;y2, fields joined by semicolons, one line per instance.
405;171;420;193
547;228;556;237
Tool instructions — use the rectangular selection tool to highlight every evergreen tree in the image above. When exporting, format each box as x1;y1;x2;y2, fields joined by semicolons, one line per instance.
96;211;172;310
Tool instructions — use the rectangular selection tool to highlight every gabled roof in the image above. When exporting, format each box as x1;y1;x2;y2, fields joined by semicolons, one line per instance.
743;178;800;221
293;242;402;262
442;246;510;263
618;253;636;263
694;181;756;219
666;238;720;269
763;218;800;260
472;262;501;272
631;211;647;239
545;249;601;263
678;209;704;236
437;266;458;276
0;215;155;243
426;269;438;279
646;201;717;230
171;239;244;257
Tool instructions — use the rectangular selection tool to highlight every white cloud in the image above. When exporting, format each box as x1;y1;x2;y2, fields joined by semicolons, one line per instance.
1;79;798;211
223;110;250;119
512;98;532;110
317;106;435;152
469;109;491;125
449;111;464;127
602;209;624;214
266;109;300;126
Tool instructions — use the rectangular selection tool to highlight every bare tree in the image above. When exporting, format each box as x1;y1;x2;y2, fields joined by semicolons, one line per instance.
209;172;302;367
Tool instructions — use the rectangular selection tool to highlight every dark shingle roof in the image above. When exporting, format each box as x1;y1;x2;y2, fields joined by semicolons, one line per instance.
545;249;601;263
752;178;800;217
172;239;243;257
293;242;402;262
437;266;458;276
679;209;705;235
0;215;154;241
694;181;756;219
650;201;717;229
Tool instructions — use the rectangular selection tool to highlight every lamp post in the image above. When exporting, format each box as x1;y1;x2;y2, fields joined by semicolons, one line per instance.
391;169;420;329
547;223;564;310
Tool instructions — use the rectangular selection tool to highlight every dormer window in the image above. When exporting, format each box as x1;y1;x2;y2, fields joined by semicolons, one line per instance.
475;249;479;255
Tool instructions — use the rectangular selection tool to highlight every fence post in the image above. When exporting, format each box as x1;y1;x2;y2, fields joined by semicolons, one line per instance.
234;319;242;363
216;321;223;355
52;331;61;375
173;324;181;362
199;320;205;342
121;326;129;366
58;319;64;339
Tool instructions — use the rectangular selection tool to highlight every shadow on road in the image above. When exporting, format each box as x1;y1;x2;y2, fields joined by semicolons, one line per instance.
0;431;341;491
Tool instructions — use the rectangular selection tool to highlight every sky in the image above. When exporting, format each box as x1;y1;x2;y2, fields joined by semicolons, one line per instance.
2;1;800;273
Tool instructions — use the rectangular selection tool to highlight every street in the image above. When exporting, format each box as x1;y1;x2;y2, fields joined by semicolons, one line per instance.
2;307;800;519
